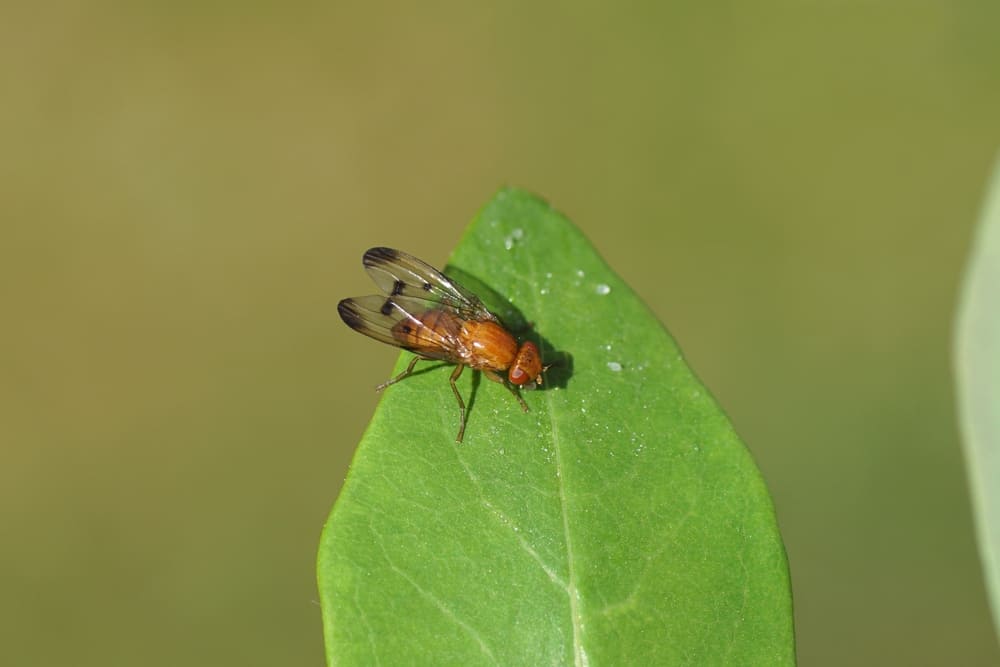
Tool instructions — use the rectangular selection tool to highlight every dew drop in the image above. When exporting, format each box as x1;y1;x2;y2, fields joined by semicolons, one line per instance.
503;227;525;250
607;361;622;372
595;283;611;295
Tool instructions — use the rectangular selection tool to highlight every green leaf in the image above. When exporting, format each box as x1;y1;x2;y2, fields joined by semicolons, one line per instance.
318;188;794;665
955;155;1000;642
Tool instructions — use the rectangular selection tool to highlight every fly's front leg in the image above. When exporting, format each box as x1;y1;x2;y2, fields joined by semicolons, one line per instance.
376;356;422;392
507;383;530;413
484;371;529;413
450;364;467;442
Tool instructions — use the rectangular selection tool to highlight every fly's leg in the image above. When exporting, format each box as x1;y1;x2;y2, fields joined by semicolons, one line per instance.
376;356;421;392
484;371;529;413
450;364;467;442
508;384;530;413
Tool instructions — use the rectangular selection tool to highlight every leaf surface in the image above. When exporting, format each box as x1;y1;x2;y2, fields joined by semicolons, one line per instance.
318;188;794;665
956;156;1000;642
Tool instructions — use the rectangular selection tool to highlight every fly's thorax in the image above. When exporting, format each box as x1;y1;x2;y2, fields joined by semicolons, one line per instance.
459;320;518;371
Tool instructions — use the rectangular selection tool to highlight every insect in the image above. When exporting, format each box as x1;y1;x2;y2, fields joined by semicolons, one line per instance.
338;247;546;442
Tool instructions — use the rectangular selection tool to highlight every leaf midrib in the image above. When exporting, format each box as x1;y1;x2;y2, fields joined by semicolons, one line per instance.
520;250;585;666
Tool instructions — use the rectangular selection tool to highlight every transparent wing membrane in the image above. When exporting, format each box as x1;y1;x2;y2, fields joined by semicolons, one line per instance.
362;247;496;322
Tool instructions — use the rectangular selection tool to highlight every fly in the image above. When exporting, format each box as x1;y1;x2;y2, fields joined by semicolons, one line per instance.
338;247;545;442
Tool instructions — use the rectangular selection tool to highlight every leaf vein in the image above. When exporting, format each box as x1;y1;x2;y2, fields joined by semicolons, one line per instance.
374;531;498;664
521;249;587;667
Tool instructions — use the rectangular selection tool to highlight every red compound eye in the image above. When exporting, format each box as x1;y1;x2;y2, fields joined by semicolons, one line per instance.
508;341;542;386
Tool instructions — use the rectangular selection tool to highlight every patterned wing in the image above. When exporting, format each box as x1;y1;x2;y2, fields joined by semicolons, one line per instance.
361;247;497;322
337;295;462;363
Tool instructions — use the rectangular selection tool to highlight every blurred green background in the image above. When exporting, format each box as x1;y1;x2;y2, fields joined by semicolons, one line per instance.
2;1;999;665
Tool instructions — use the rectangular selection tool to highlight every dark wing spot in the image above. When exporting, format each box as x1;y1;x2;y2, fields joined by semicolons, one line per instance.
423;282;433;291
363;247;399;268
391;279;406;296
380;299;395;316
337;300;364;329
401;324;412;334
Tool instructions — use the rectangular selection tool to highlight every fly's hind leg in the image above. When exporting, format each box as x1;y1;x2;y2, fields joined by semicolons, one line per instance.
376;356;422;392
450;364;467;443
484;371;529;413
376;357;468;442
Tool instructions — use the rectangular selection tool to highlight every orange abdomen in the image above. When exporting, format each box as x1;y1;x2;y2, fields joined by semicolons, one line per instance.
390;308;463;354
